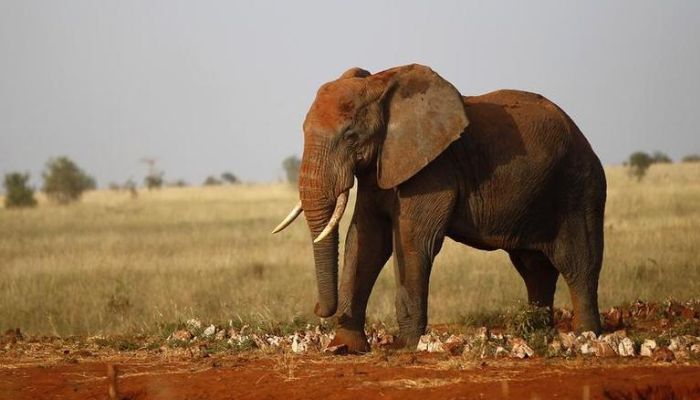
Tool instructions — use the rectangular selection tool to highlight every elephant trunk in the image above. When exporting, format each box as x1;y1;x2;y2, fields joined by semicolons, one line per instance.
299;138;341;318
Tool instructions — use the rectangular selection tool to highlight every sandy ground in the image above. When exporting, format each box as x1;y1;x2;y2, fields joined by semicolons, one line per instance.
2;352;700;400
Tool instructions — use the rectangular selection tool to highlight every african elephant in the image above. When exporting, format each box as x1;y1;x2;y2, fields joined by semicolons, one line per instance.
274;64;606;353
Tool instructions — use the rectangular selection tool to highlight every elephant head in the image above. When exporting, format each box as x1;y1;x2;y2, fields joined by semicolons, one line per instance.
273;64;469;318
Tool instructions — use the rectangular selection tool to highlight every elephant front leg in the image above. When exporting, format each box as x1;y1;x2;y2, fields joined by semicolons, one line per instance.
393;224;444;349
332;214;392;353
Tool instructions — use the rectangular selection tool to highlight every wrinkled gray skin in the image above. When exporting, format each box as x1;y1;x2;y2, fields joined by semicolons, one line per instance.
289;64;605;353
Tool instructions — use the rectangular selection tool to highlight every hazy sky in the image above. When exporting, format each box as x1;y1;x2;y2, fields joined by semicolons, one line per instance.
1;1;699;185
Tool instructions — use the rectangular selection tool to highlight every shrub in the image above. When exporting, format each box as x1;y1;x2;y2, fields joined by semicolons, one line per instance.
651;151;672;164
221;172;239;185
42;157;95;204
170;179;188;188
3;172;37;208
282;155;301;184
144;173;164;190
203;176;222;186
627;152;653;181
682;154;700;163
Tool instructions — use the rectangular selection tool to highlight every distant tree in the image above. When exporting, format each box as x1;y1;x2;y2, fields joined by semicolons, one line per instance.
140;157;164;190
42;156;95;204
108;182;121;191
124;178;138;199
170;179;188;187
221;171;240;185
144;173;164;190
681;154;700;163
627;151;653;181
282;155;301;184
3;172;37;208
651;151;672;164
203;176;222;186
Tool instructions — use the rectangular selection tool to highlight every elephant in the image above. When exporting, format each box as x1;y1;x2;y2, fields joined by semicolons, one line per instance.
273;64;606;353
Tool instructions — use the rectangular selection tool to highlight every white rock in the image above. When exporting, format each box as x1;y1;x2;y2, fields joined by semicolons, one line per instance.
510;339;535;359
291;333;308;353
416;334;445;353
618;337;636;357
490;333;504;341
690;344;700;355
640;339;657;357
445;334;463;344
578;331;597;342
600;333;622;351
559;332;577;349
475;327;489;340
669;336;696;352
186;319;202;330
579;342;595;355
494;346;508;357
266;335;283;347
202;325;216;337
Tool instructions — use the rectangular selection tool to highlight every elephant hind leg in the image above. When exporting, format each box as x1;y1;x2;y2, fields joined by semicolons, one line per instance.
544;214;604;334
508;249;559;322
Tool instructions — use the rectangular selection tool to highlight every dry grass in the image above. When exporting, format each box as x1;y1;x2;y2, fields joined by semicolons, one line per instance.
1;164;699;336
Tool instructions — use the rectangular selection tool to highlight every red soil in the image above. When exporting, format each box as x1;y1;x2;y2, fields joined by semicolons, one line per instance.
2;353;699;400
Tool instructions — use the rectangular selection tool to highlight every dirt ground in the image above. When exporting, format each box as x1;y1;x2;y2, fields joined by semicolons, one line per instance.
2;352;700;400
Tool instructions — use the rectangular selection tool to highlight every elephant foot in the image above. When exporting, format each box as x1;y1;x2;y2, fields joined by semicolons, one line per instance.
329;328;370;354
395;335;421;351
573;312;602;335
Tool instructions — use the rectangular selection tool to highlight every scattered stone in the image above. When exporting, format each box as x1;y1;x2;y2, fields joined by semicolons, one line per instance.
578;331;597;342
559;332;577;350
579;342;595;356
668;335;695;352
617;337;636;357
652;347;675;362
510;338;534;359
594;341;617;358
640;339;657;357
170;330;192;341
690;343;700;356
475;327;489;340
416;334;445;353
491;346;507;358
214;329;227;341
186;319;202;331
291;333;308;353
443;335;465;356
202;325;216;337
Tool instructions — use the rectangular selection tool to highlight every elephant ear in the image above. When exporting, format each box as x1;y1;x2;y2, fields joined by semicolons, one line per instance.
374;64;469;189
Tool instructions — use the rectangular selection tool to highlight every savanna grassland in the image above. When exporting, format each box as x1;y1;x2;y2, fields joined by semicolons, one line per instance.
1;163;699;336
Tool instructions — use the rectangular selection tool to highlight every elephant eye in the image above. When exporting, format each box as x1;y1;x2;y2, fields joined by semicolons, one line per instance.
343;129;358;142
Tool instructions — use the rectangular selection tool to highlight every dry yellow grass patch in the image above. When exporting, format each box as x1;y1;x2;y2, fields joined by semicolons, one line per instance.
1;164;698;335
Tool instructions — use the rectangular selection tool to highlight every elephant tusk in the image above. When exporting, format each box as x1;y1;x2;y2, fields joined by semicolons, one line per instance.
271;201;303;234
313;191;349;243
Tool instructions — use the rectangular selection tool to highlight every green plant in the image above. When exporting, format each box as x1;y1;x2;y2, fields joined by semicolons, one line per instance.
505;304;553;354
3;172;37;208
42;157;95;204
